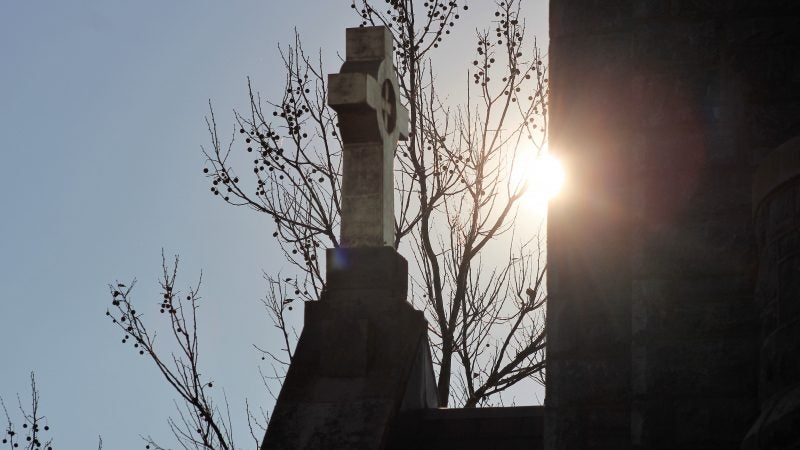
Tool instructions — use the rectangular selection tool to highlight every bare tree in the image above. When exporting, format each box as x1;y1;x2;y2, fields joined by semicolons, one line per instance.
106;254;248;450
202;0;548;407
1;373;56;450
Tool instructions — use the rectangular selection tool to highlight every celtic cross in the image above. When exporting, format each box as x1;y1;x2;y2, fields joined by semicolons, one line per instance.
328;26;409;247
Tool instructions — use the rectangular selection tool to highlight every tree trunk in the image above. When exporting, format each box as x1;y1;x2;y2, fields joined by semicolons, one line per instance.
437;335;453;406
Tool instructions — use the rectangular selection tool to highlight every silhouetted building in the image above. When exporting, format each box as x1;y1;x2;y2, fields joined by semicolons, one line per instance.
547;1;800;449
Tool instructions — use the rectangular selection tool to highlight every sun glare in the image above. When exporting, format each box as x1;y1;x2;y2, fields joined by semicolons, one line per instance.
531;152;564;200
519;148;564;215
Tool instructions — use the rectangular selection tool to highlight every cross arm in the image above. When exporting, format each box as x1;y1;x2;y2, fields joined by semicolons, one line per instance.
328;72;383;113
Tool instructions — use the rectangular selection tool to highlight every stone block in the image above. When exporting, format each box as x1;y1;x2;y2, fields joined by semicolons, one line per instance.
743;384;800;450
634;130;744;174
546;358;630;406
742;103;800;151
776;222;800;258
339;141;394;246
766;189;798;240
753;135;800;223
544;406;631;450
631;278;756;340
547;211;631;319
344;26;392;62
633;337;757;396
755;249;778;309
667;0;755;17
328;73;381;115
777;254;800;324
725;16;800;48
672;0;800;17
283;299;429;401
632;20;719;67
759;296;779;342
632;216;756;277
631;0;669;19
549;32;632;91
547;291;631;357
630;68;718;130
548;42;637;214
637;167;752;221
389;406;543;450
795;182;800;218
725;45;800;104
550;0;631;37
635;396;756;446
764;236;782;275
264;279;438;449
318;317;369;377
760;318;800;399
266;400;393;449
324;247;408;302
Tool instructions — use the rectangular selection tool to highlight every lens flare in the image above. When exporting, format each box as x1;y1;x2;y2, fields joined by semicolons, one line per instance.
530;152;564;200
517;149;564;215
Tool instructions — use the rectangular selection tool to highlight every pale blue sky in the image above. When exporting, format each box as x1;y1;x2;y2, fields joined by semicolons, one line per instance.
0;1;547;448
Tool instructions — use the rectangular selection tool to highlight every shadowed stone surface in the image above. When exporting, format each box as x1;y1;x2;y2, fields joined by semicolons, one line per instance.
387;406;544;450
547;1;799;449
261;248;438;450
743;136;800;450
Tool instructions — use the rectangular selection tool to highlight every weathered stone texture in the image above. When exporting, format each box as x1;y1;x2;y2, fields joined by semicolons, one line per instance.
546;2;634;443
635;396;758;448
328;26;408;248
262;249;438;450
744;137;800;449
547;1;800;449
547;359;630;406
545;406;631;450
388;407;544;450
550;0;632;37
325;247;408;302
631;280;754;341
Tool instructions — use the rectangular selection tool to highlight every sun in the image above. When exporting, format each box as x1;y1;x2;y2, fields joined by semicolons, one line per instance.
519;147;564;214
530;151;564;200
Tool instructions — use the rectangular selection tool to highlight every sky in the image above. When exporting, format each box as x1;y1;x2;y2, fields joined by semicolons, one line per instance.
0;1;548;448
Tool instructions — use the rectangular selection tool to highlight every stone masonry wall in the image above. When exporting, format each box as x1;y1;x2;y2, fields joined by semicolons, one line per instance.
547;2;800;449
744;137;800;449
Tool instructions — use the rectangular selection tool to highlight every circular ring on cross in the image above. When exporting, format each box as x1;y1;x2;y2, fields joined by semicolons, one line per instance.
381;79;397;135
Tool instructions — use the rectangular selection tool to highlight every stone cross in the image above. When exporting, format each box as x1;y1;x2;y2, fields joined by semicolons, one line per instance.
328;26;409;247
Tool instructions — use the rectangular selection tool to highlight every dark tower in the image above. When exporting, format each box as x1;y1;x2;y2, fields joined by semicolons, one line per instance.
546;2;800;449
